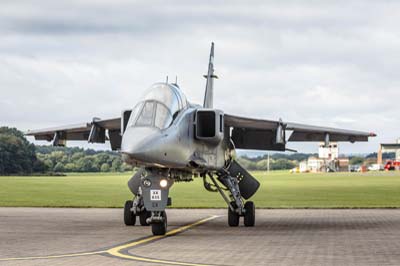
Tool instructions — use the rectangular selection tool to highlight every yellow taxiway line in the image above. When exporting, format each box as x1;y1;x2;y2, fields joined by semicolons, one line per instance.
0;215;220;266
106;215;219;266
0;251;106;262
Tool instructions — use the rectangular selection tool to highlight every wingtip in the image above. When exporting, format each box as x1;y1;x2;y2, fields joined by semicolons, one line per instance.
370;132;377;137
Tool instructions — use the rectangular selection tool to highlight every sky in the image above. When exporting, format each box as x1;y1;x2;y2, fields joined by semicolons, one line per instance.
1;0;399;154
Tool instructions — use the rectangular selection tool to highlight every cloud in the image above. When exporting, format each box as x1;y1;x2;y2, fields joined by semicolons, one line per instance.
1;0;399;153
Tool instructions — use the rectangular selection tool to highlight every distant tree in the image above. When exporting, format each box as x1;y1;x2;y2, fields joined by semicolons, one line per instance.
121;162;134;172
49;151;64;163
111;157;123;172
32;158;47;173
100;163;110;172
94;153;112;169
366;152;396;160
42;159;54;170
0;127;38;175
53;162;65;172
270;158;296;170
256;159;269;170
71;152;85;161
237;157;258;170
350;156;364;165
64;163;77;172
76;157;99;172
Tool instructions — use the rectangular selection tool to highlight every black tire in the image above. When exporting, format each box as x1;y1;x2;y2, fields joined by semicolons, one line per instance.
139;209;151;226
228;201;239;227
124;200;136;226
151;211;167;235
243;201;255;227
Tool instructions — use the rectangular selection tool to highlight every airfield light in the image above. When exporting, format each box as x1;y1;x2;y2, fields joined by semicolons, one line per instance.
160;179;168;188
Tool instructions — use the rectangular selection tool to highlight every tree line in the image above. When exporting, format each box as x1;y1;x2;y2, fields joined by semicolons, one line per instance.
236;154;310;171
0;127;391;175
0;127;132;175
35;146;133;173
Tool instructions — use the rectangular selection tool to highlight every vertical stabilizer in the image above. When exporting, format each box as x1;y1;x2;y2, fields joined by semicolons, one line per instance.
203;42;218;108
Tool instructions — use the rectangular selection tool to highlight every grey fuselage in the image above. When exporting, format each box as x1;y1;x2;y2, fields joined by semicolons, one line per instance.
120;84;231;174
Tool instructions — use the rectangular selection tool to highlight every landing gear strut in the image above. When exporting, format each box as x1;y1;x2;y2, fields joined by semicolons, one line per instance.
208;172;256;227
139;210;151;226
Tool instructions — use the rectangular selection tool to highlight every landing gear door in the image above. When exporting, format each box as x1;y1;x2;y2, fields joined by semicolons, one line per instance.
141;173;171;211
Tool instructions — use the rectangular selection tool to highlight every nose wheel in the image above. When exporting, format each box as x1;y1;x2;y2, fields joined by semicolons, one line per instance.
124;199;152;226
151;211;167;235
124;200;136;226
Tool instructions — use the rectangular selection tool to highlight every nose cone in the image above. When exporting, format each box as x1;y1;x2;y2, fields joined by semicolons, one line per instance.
121;127;163;164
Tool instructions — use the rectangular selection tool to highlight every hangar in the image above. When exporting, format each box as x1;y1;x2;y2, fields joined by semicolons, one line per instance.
377;139;400;169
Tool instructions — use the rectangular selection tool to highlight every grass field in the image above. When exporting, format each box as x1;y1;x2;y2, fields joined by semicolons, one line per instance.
0;171;400;208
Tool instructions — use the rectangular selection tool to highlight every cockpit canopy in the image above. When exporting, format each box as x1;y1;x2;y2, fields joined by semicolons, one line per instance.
128;83;188;129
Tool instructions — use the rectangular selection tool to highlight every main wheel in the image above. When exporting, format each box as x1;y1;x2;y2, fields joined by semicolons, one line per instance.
124;200;136;226
243;201;255;227
228;201;239;227
139;209;151;226
151;211;167;235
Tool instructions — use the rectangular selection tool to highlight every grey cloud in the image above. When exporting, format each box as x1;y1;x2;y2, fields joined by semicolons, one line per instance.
1;0;399;153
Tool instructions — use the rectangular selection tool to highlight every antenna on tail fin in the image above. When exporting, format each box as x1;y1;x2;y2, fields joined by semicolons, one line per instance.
203;42;218;108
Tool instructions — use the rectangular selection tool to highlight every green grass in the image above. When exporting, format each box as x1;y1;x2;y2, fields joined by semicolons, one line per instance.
0;171;400;208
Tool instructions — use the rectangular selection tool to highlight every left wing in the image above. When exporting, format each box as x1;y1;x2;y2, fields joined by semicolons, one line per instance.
26;117;122;150
224;114;376;151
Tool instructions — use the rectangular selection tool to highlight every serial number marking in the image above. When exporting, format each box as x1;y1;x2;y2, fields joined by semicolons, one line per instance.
150;190;161;201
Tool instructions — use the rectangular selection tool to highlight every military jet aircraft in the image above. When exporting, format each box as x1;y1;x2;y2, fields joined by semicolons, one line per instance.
27;43;376;235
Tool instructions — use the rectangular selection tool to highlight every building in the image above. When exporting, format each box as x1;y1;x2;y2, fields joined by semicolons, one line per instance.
377;138;400;165
299;142;349;172
305;157;325;172
319;142;339;160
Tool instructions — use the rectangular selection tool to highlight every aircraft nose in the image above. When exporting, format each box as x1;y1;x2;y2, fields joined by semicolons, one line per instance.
121;127;162;162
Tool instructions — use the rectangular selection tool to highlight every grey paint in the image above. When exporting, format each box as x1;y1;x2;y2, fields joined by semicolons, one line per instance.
25;43;377;234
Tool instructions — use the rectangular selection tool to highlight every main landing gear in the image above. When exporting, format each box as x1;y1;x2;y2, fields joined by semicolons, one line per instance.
227;201;255;227
214;173;256;227
205;161;260;227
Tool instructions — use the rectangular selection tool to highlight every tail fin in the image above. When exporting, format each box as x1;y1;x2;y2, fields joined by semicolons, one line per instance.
203;42;218;108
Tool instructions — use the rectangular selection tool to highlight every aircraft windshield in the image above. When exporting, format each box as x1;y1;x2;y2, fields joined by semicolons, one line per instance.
128;83;187;129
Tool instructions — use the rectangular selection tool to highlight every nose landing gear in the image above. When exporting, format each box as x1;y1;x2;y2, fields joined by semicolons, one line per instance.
124;200;136;226
124;197;152;226
139;210;152;226
125;168;172;235
150;211;167;235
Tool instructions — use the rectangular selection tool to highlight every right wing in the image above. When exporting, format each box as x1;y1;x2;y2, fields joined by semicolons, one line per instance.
26;117;122;150
224;114;376;151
